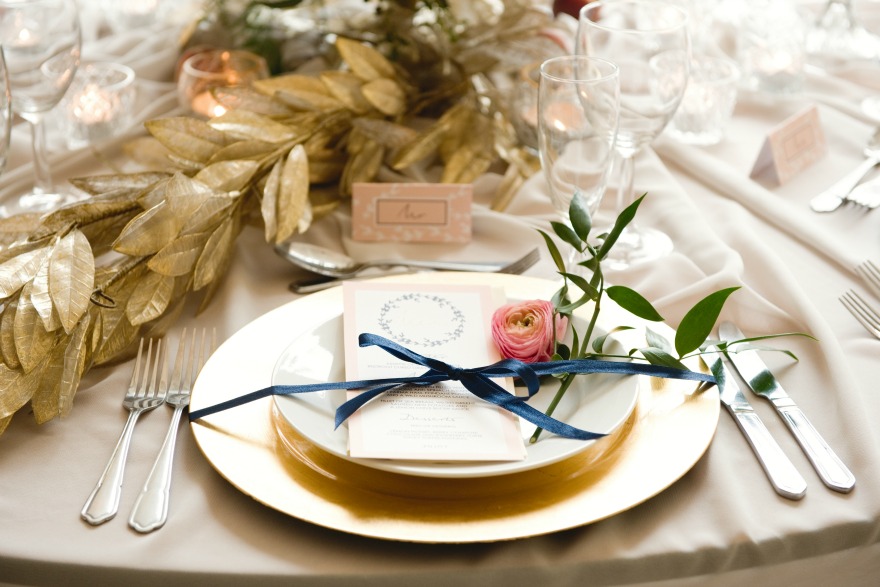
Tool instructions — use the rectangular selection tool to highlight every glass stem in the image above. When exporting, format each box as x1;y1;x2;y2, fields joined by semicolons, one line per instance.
27;113;54;195
615;151;637;231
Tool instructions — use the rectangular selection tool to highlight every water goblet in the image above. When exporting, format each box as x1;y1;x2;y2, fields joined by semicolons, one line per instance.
0;0;81;215
0;47;11;177
576;0;690;269
537;55;620;229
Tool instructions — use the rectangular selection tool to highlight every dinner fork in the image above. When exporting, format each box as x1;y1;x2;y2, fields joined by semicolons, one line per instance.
129;328;216;533
840;290;880;339
81;338;166;525
855;260;880;299
288;247;542;294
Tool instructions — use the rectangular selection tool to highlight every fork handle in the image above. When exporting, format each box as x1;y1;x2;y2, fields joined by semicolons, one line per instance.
128;406;184;533
81;412;140;525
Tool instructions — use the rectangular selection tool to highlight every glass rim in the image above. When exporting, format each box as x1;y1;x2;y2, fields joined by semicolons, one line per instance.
76;62;136;91
579;0;688;35
182;49;268;79
539;55;619;84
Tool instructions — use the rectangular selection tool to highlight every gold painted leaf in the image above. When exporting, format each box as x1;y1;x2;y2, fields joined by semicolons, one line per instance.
0;247;50;300
308;151;345;184
148;232;210;277
37;190;142;239
69;172;170;196
362;78;406;116
208;110;297;143
122;136;175;169
0;299;19;370
309;186;343;219
92;303;138;367
180;196;236;236
146;117;227;163
207;139;277;164
212;85;296;118
113;201;180;256
491;163;526;212
261;160;281;243
336;37;396;81
320;71;372;114
0;415;11;436
351;117;418;150
163;172;214;217
276;145;309;243
14;283;56;372
125;270;173;325
341;139;384;196
30;243;62;332
441;148;493;183
59;312;92;417
194;216;236;290
0;360;43;419
274;88;345;112
194;160;259;192
390;123;446;170
253;74;329;97
32;346;62;424
49;230;95;335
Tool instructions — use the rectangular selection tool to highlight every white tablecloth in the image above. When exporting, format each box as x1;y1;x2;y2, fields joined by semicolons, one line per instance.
1;2;880;586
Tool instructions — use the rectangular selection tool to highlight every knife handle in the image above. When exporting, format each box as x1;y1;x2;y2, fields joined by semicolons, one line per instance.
729;409;807;500
776;405;855;493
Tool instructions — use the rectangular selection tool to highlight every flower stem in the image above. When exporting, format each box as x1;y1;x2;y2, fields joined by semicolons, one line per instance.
529;371;577;443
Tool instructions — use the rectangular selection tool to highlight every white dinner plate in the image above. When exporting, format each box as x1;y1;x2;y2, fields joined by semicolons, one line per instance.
271;310;639;478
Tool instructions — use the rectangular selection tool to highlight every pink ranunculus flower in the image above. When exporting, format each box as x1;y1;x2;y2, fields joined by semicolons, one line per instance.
491;300;568;363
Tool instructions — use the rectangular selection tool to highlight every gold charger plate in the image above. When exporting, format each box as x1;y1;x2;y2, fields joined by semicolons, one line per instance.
190;273;719;543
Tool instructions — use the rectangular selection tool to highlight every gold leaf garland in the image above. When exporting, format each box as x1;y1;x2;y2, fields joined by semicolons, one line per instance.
0;4;552;432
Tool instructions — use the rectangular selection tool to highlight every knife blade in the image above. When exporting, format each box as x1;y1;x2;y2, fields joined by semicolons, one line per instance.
706;347;807;500
719;322;855;493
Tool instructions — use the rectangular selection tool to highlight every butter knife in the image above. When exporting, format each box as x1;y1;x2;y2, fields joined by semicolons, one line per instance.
719;322;855;493
706;347;807;500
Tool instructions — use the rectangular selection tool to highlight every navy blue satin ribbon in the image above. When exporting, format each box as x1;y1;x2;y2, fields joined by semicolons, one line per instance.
189;333;716;440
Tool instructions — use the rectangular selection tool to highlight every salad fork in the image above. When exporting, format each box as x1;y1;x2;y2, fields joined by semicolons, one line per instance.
840;290;880;339
81;338;166;525
855;260;880;299
129;328;216;533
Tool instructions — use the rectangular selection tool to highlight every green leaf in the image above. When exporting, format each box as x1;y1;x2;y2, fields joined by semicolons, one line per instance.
551;221;583;251
606;285;664;321
538;229;566;274
640;348;689;370
556;292;592;314
675;286;740;357
646;326;672;353
597;194;645;260
561;272;599;300
569;195;591;241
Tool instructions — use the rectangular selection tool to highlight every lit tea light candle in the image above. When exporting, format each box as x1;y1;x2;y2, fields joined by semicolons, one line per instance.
62;62;136;148
177;49;269;118
70;83;119;125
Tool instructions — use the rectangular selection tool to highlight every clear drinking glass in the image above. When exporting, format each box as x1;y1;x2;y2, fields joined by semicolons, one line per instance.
0;47;11;177
537;56;620;225
807;0;880;64
0;0;81;215
576;1;690;269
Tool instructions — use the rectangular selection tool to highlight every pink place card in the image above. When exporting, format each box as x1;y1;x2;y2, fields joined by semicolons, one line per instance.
351;182;472;243
341;281;526;462
750;105;827;185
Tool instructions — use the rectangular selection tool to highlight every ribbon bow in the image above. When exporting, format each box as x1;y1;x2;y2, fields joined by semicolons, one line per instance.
189;333;716;440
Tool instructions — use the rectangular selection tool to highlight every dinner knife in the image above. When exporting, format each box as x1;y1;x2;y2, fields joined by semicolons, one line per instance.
706;347;807;500
719;322;855;493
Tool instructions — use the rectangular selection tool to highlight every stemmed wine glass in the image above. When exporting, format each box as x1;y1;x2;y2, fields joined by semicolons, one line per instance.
537;55;620;229
807;0;880;63
0;0;81;215
0;47;11;178
576;1;690;269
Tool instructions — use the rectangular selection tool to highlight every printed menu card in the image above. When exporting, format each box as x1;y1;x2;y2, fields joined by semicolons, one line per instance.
342;282;526;462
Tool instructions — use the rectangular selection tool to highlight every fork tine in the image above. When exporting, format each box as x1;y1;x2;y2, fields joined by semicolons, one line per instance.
499;247;540;275
841;290;880;338
856;260;880;298
128;338;146;394
148;340;164;399
136;339;155;398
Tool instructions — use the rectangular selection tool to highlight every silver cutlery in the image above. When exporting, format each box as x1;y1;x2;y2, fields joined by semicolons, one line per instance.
855;260;880;299
129;328;215;533
81;339;166;525
288;247;541;294
847;175;880;210
719;322;855;493
810;128;880;212
840;289;880;339
275;241;525;278
706;345;807;500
